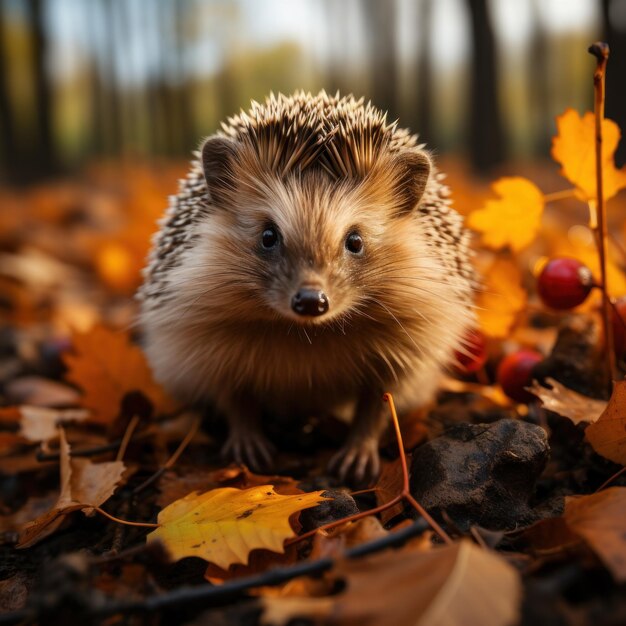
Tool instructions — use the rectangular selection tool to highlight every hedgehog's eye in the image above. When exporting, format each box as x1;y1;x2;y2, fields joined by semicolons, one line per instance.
345;231;364;255
261;226;279;249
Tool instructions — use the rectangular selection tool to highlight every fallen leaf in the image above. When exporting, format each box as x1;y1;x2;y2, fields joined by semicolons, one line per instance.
551;108;626;202
18;429;126;547
585;380;626;465
157;465;301;509
0;573;28;611
309;516;389;560
146;485;327;569
564;487;626;582
468;177;544;252
260;540;522;626
63;325;177;425
476;257;527;339
527;377;607;424
373;459;406;524
18;406;89;442
5;376;81;407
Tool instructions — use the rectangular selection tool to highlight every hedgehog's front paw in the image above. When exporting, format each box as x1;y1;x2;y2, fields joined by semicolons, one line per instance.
328;437;381;487
222;429;276;473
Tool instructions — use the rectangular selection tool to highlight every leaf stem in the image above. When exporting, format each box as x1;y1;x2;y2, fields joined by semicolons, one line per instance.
589;41;617;389
132;417;201;495
543;189;577;203
116;415;140;461
94;506;159;529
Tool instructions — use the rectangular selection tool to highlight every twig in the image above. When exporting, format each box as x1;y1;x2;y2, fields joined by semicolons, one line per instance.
93;506;159;529
36;431;153;462
588;41;617;388
543;189;577;203
116;415;140;461
287;394;452;546
595;466;626;492
132;417;201;495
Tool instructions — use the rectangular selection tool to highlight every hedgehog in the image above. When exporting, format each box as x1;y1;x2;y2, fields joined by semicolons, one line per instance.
138;90;475;484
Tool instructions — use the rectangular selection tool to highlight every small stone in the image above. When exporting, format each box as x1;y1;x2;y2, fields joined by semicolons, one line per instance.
409;419;549;531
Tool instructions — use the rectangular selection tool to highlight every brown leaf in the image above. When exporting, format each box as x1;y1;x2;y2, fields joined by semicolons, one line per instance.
18;428;126;547
564;487;626;582
261;541;522;626
62;325;177;425
527;377;607;425
585;380;626;465
309;516;389;560
373;459;406;525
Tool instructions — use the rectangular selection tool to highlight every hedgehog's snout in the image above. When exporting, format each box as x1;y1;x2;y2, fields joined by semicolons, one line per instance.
291;287;329;317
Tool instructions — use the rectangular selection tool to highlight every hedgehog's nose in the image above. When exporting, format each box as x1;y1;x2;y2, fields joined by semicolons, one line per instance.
291;288;329;317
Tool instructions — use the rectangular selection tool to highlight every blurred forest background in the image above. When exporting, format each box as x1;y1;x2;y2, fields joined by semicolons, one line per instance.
1;0;626;184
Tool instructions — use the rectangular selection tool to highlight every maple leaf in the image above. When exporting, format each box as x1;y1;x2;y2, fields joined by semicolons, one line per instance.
468;177;544;252
564;487;626;582
63;325;177;425
551;108;626;202
476;257;527;339
260;540;522;626
585;380;626;466
146;486;327;569
18;429;126;547
527;378;607;425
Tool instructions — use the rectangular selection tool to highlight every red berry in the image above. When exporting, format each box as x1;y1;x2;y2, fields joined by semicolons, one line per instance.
454;329;487;373
537;258;593;310
497;350;543;404
612;298;626;358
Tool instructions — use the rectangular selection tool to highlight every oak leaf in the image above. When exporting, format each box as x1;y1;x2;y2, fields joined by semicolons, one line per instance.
468;177;544;252
565;487;626;582
63;325;177;425
527;378;607;425
261;540;522;626
476;257;527;338
585;380;626;465
146;485;326;569
17;429;126;547
551;108;626;201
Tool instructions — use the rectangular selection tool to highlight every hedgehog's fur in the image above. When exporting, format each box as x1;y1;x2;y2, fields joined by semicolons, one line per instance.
139;90;475;483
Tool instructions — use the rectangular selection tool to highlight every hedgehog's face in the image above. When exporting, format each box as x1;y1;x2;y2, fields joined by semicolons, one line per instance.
199;135;433;327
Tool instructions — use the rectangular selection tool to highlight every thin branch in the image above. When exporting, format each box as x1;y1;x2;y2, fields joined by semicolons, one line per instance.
588;41;617;388
116;415;140;461
132;417;201;495
543;189;577;203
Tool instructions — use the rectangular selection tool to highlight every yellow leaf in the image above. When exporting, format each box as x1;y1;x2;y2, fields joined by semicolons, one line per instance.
551;108;626;201
476;257;527;339
63;325;177;425
146;486;327;569
468;177;544;252
585;380;626;466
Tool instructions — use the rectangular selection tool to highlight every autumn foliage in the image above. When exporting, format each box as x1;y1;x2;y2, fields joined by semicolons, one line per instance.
2;56;626;626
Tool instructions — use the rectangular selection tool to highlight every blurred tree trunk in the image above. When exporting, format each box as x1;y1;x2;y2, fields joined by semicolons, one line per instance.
416;0;434;144
529;2;550;155
465;0;505;173
362;0;398;118
174;0;194;153
27;0;56;176
0;6;19;180
101;0;121;155
602;0;626;167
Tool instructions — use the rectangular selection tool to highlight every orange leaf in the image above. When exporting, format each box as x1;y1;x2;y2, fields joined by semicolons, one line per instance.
585;380;626;465
527;378;607;425
476;257;527;339
63;325;177;425
551;108;626;201
468;177;544;252
564;488;626;582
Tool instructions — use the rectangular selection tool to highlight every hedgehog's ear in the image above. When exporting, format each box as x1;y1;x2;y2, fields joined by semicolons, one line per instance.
392;149;431;215
201;136;238;205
